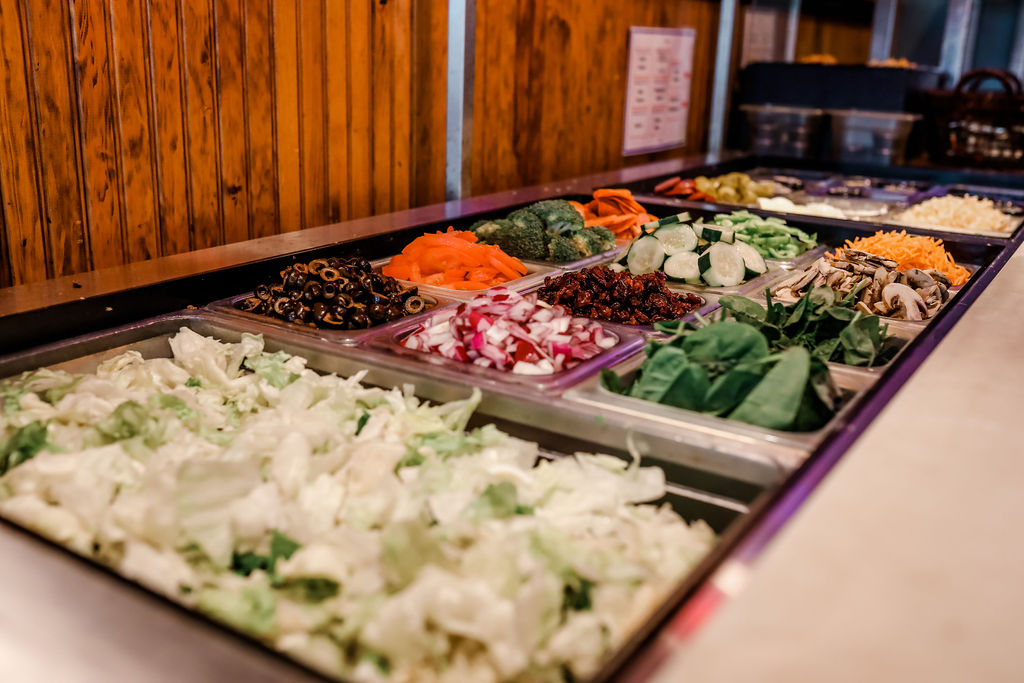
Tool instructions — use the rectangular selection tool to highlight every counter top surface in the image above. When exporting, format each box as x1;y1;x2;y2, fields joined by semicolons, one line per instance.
649;233;1024;682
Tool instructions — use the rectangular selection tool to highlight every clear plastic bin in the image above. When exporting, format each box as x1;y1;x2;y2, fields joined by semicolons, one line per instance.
827;109;920;165
740;104;824;158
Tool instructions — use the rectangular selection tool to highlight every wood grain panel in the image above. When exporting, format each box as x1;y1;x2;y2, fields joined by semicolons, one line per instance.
243;0;279;239
181;0;223;250
74;0;127;270
213;0;250;244
148;0;192;255
472;0;722;197
0;0;48;284
324;0;349;222
272;0;301;232
796;14;871;64
298;0;327;229
411;0;448;208
24;0;90;277
347;0;372;219
110;0;160;262
371;1;394;215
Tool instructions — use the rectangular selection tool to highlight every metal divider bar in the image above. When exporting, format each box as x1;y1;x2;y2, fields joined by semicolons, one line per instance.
869;0;898;63
445;0;476;200
708;0;739;156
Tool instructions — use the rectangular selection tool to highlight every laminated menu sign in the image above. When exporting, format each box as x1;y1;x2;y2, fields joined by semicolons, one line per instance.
623;26;696;156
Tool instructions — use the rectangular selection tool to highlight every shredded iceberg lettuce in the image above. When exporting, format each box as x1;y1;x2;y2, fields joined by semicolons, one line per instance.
0;328;715;681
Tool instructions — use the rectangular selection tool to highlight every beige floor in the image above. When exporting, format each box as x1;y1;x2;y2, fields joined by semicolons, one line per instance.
650;242;1024;682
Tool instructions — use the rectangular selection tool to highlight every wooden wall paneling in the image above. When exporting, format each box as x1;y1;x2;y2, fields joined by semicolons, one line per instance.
272;0;301;232
181;0;224;250
472;0;722;198
147;0;192;256
324;0;349;222
214;0;251;244
24;0;91;277
410;0;447;209
796;15;871;64
110;0;160;262
0;0;45;285
0;189;10;288
298;0;327;229
389;0;413;212
73;0;127;270
370;1;394;215
243;0;279;239
346;1;372;219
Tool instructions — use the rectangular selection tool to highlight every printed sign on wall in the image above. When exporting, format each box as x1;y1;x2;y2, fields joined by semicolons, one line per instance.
622;26;696;156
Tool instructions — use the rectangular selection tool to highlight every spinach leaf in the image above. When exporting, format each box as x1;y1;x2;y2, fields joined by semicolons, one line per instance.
729;347;810;430
600;369;625;394
628;346;689;403
660;363;711;411
702;364;765;415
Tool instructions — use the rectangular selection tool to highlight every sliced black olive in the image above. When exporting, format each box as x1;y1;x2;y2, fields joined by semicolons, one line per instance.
403;296;427;315
335;292;356;308
310;301;329;323
322;282;338;299
303;281;323;302
349;312;371;329
367;303;389;321
288;288;304;301
292;262;309;275
269;284;285;296
341;280;362;298
308;258;329;276
255;284;272;301
320;267;341;282
237;296;263;312
367;289;390;306
272;297;290;316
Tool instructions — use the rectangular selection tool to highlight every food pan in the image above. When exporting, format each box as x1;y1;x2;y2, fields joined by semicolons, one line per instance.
371;257;557;301
886;186;1023;239
565;350;868;471
0;309;761;683
752;261;979;329
361;312;645;392
205;290;455;345
524;243;628;271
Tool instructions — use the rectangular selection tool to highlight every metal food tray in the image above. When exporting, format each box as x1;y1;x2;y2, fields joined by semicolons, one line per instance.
361;313;645;392
752;261;980;329
371;258;557;301
565;350;869;471
0;310;758;683
523;243;628;271
205;290;456;345
882;185;1023;239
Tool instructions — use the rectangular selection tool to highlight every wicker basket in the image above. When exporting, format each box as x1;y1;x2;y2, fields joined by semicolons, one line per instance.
924;69;1024;169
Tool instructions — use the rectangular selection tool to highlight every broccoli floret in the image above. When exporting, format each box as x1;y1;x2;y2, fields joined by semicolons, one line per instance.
569;230;597;258
525;200;585;235
471;219;507;240
547;234;582;262
473;218;548;260
507;209;547;236
586;225;616;252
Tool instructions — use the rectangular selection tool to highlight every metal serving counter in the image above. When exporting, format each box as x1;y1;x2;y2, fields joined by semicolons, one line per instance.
0;154;1021;682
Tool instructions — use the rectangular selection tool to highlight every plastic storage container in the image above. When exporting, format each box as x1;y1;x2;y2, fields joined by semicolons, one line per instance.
827;109;920;165
740;104;824;158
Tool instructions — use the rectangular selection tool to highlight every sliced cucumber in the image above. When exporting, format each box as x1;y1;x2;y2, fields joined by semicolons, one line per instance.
656;212;691;227
663;252;701;283
654;224;698;255
640;219;660;234
693;223;735;244
733;240;767;279
697;243;745;287
608;262;626;273
625;235;667;275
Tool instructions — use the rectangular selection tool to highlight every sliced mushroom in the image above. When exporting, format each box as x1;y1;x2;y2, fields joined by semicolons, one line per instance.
881;282;928;321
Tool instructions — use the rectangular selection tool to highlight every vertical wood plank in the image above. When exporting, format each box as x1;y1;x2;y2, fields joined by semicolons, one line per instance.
243;0;278;238
0;189;11;288
410;0;447;208
214;0;250;244
324;0;349;222
272;0;301;232
24;0;91;277
180;0;223;250
0;0;48;284
73;0;127;270
147;0;191;255
389;2;412;211
298;0;327;228
109;0;160;262
347;0;372;218
370;0;393;214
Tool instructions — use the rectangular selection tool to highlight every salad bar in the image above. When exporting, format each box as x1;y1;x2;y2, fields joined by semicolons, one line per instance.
0;156;1021;682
